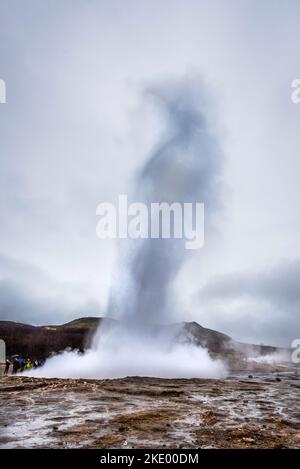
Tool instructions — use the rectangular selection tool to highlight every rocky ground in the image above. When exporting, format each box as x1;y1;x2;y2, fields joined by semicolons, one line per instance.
1;370;300;449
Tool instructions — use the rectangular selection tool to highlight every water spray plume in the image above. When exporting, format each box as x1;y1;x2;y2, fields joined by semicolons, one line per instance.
28;76;226;379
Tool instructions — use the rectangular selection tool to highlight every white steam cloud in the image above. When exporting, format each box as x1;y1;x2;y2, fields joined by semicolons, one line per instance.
29;322;226;379
27;76;226;379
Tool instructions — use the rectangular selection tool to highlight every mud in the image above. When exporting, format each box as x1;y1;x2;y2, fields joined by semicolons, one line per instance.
1;372;299;449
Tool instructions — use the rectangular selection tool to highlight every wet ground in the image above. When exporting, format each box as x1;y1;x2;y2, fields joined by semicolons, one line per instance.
1;371;300;449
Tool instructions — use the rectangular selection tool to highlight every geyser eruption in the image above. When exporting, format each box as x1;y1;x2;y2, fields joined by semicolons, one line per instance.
107;78;222;326
28;76;226;379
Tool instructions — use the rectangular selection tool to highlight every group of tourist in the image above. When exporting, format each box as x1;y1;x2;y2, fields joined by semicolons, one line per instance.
4;356;45;374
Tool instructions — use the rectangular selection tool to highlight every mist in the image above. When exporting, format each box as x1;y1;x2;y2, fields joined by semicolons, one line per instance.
28;76;226;379
29;321;226;379
107;77;222;325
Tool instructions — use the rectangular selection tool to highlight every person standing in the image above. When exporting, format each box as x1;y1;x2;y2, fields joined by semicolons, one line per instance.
4;359;10;375
12;357;19;374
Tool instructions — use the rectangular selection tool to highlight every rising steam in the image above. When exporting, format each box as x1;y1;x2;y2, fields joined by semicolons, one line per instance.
28;76;226;379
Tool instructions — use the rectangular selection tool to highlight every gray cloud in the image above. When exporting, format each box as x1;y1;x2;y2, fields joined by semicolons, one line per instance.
0;1;299;345
197;260;300;347
0;253;101;325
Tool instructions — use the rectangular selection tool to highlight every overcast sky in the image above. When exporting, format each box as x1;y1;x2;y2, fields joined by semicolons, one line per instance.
0;0;299;346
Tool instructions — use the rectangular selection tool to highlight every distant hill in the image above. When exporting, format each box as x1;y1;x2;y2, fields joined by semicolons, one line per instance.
0;317;107;359
57;317;102;329
0;317;285;366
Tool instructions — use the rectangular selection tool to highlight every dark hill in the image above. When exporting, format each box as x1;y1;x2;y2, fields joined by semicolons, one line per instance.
0;317;104;359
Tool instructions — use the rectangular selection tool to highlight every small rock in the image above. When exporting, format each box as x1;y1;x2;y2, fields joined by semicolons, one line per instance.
248;375;253;379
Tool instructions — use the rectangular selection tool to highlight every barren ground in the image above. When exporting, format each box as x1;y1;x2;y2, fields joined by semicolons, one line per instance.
1;371;300;449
